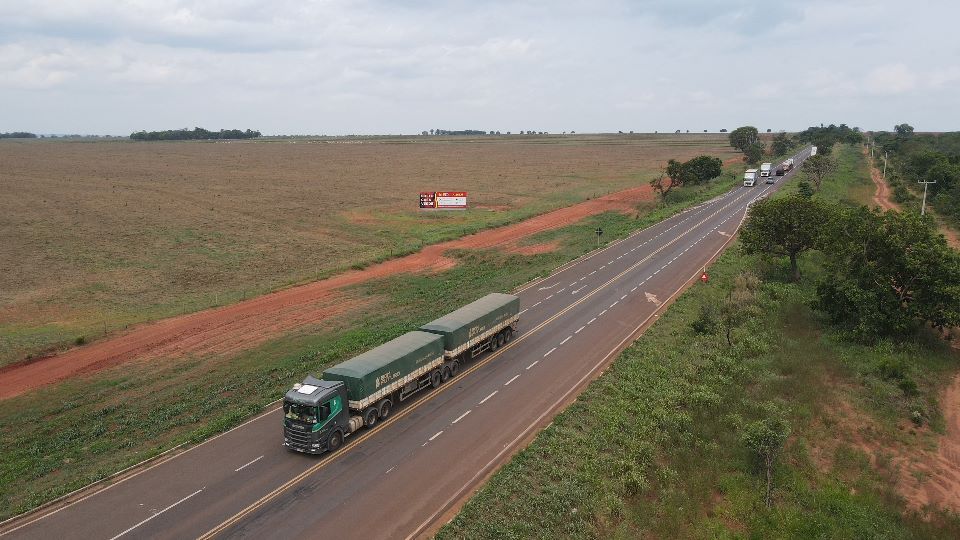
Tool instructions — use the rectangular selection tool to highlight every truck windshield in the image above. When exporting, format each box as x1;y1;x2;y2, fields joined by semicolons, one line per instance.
283;401;318;423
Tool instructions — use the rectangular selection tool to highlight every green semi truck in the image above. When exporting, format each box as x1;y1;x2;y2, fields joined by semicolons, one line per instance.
283;293;520;453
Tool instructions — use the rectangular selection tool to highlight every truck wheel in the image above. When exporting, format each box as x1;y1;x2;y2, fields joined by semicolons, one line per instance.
504;328;513;342
449;361;460;377
328;430;343;452
441;366;451;382
378;399;392;420
490;336;499;351
497;332;506;347
431;369;443;388
364;407;378;428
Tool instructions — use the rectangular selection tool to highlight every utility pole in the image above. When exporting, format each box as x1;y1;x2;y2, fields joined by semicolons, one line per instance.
882;152;887;181
919;178;936;215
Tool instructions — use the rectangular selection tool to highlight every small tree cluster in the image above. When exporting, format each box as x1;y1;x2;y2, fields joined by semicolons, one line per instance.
651;155;723;203
801;154;837;191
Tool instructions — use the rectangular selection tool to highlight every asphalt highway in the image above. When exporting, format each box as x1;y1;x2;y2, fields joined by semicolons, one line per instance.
1;148;811;540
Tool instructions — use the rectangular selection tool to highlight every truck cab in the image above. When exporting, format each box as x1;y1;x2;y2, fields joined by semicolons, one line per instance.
759;163;772;177
283;376;350;454
743;169;758;187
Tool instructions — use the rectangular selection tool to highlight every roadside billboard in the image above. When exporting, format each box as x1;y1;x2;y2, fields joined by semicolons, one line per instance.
419;191;467;209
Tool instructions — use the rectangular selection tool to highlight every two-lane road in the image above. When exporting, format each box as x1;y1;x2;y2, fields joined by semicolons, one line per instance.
1;148;811;540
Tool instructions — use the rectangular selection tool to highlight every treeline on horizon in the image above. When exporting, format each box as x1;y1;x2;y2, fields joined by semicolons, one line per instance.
129;127;262;141
0;132;38;138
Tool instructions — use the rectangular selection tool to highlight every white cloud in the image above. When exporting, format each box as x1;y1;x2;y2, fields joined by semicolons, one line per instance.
0;0;958;133
864;63;917;95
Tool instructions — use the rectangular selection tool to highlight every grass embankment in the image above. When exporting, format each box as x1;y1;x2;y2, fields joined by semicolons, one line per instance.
438;146;960;539
0;169;740;522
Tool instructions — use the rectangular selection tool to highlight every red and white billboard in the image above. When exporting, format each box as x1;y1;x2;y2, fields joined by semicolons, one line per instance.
419;191;467;209
436;191;467;209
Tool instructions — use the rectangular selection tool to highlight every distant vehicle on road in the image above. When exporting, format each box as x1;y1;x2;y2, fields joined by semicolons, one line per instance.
283;293;520;454
759;162;772;177
775;158;795;177
743;168;758;187
810;146;818;156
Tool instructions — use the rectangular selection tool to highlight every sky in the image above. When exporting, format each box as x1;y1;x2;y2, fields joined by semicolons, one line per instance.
1;0;958;135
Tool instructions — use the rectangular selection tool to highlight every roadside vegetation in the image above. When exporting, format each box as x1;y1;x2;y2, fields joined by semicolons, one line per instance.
438;144;960;539
0;157;741;521
871;125;960;228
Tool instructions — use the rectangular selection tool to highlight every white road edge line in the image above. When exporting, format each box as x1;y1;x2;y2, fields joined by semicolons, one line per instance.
234;456;264;472
452;410;471;424
504;374;521;386
108;488;204;540
479;391;498;405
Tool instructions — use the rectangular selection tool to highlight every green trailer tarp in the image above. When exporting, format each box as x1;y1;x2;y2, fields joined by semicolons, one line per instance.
323;331;443;409
420;293;520;356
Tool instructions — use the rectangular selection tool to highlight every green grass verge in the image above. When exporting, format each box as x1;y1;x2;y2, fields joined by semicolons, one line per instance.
0;172;739;522
436;146;960;538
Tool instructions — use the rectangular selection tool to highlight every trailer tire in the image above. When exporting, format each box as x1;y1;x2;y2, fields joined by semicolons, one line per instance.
431;369;443;388
378;399;392;420
497;332;506;347
449;361;460;377
364;407;378;428
490;336;499;351
328;430;343;452
441;366;452;382
504;328;513;342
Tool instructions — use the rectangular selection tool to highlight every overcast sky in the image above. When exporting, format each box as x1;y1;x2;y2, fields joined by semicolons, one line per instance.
2;0;958;135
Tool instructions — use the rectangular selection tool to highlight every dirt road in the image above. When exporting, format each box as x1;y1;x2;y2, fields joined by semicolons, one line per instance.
0;185;654;400
865;147;900;211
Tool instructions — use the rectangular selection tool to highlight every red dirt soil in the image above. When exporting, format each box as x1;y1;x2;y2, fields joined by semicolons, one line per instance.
866;147;900;212
0;185;654;400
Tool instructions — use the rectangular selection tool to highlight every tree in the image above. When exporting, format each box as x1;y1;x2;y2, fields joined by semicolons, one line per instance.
771;132;792;156
801;154;837;191
894;123;915;137
741;410;791;508
719;128;728;133
815;207;960;340
649;170;676;202
796;181;815;199
744;142;764;165
728;126;760;153
741;196;832;281
683;155;723;184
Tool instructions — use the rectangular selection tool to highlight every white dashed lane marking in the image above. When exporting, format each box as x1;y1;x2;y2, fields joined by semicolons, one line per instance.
504;374;521;386
560;336;572;345
429;431;443;441
587;317;597;325
451;411;471;424
526;360;539;370
479;391;498;405
575;326;585;334
544;347;557;357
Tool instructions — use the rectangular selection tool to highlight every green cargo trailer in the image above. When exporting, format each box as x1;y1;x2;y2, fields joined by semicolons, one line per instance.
284;293;521;454
323;331;444;411
420;293;520;358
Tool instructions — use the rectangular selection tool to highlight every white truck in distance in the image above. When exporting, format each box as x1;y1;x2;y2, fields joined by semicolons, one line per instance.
743;169;758;187
759;163;772;177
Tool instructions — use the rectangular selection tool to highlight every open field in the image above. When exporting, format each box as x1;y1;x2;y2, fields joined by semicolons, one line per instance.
0;134;738;367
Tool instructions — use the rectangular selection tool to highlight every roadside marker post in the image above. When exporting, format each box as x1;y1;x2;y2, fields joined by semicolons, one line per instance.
595;227;603;247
